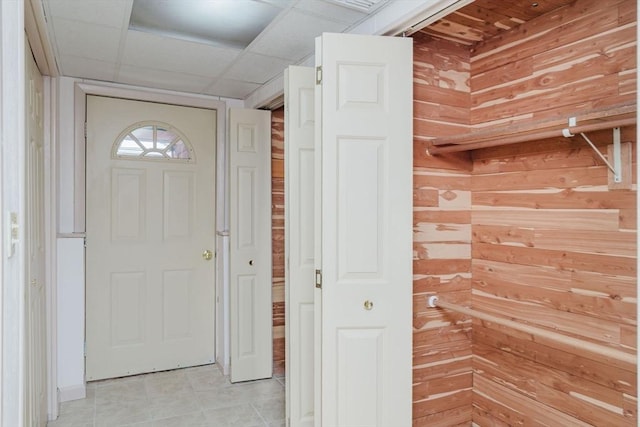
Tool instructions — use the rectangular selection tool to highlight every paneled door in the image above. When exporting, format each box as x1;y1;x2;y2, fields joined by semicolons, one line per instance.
284;65;316;427
229;108;273;383
86;96;216;380
25;41;47;427
315;33;413;426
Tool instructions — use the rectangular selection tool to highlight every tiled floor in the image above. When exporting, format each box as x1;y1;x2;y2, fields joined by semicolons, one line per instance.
47;365;285;427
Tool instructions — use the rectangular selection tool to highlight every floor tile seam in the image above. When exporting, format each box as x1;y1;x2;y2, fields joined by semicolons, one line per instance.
249;400;271;427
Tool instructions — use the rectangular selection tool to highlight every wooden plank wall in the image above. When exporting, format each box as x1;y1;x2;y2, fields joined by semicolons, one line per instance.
470;0;636;127
469;0;637;425
271;107;285;376
412;33;474;426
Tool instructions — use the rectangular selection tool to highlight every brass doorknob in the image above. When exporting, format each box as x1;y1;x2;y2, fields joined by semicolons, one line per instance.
364;300;373;310
202;250;213;261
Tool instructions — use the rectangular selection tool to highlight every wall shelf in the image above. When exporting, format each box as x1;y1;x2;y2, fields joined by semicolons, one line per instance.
428;102;637;155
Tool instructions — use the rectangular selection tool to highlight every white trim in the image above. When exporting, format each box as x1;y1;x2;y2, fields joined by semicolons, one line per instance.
57;384;86;403
44;75;59;420
0;1;26;425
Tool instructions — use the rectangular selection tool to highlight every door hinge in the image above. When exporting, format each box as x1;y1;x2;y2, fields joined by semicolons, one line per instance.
83;341;86;357
316;66;322;85
315;269;322;289
84;122;87;140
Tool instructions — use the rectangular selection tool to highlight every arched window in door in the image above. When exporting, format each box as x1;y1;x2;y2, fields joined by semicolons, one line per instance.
112;122;195;162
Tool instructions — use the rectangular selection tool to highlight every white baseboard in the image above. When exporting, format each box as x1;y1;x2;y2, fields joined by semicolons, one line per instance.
58;384;86;402
215;356;230;376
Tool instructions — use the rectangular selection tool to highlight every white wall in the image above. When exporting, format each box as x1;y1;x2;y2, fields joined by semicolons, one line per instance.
0;0;26;424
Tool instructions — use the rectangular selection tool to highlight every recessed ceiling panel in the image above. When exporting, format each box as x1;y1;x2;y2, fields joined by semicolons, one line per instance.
250;10;349;61
129;0;283;49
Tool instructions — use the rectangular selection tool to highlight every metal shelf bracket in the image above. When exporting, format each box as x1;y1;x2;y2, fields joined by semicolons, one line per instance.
564;119;622;183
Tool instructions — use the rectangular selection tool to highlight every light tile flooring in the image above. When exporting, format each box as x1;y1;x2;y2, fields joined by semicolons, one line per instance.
47;365;285;427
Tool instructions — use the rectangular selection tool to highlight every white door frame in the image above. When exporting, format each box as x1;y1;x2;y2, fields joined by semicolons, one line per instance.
67;81;229;386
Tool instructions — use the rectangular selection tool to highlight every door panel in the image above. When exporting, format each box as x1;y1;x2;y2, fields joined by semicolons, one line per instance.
284;65;316;427
316;33;413;426
229;108;272;383
86;96;216;380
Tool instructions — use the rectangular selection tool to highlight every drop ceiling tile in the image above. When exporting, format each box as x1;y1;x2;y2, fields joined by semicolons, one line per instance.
59;55;117;82
223;53;292;84
51;17;122;62
203;79;262;99
294;0;367;23
117;65;213;93
122;30;240;78
250;10;348;60
45;0;130;28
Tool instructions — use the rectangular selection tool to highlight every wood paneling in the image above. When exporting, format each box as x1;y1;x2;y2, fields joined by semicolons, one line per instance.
470;0;636;125
412;34;473;426
470;3;637;408
413;0;636;425
271;107;285;376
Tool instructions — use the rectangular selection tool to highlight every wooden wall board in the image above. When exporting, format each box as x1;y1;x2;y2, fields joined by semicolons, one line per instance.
473;290;623;344
414;101;469;124
473;208;620;230
472;165;609;190
474;345;636;426
472;188;637;210
471;74;621;123
412;34;473;426
473;323;637;393
473;272;636;325
270;108;285;375
411;406;472;427
473;375;594;426
572;270;637;300
470;0;635;125
532;24;636;70
473;242;636;276
473;224;636;257
471;0;626;70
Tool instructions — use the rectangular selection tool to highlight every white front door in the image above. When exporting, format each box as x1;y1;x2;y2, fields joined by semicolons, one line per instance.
316;33;414;426
25;41;47;427
228;108;273;383
86;96;216;380
285;65;316;427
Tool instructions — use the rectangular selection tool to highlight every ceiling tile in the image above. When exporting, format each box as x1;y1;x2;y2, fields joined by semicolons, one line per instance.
122;30;240;78
117;65;213;93
294;0;367;23
222;53;292;84
45;0;131;28
203;79;262;99
51;17;122;62
250;9;349;60
59;55;117;82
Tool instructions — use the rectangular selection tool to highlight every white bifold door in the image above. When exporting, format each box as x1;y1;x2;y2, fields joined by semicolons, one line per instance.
316;32;413;427
285;66;316;427
229;109;273;383
285;33;413;427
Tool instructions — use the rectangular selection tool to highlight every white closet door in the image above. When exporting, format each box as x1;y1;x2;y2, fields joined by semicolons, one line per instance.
285;65;316;427
229;108;273;383
316;33;414;426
